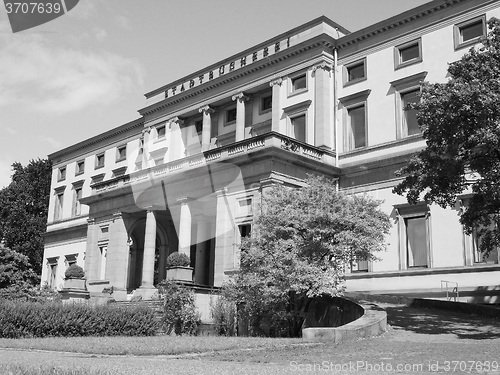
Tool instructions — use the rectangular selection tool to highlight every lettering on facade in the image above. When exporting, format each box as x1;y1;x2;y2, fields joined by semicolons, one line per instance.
164;38;290;99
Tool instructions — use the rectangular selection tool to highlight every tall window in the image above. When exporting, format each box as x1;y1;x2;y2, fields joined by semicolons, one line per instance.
234;223;252;269
391;72;427;139
405;216;428;267
401;89;420;136
72;187;82;217
47;257;58;289
98;245;107;280
471;228;499;264
346;105;366;150
58;166;66;181
290;114;306;143
54;192;64;221
95;153;105;169
75;160;85;175
397;204;430;269
116;145;127;162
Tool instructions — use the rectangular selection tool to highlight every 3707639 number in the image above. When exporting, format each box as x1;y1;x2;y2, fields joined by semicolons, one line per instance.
5;2;62;14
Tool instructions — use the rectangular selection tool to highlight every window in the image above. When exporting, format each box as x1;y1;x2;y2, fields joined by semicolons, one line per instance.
157;125;166;138
194;119;203;135
471;228;499;264
98;245;107;280
226;108;237;124
290;114;306;143
351;259;369;272
391;71;427;139
394;39;422;69
396;204;430;269
65;254;78;268
261;95;272;112
339;90;370;152
47;257;59;289
54;191;64;221
454;16;486;50
289;73;307;95
75;160;85;175
401;90;420;137
116;145;127;162
95;153;105;169
234;223;252;269
346;106;366;150
72;186;82;217
344;58;366;86
58;166;66;181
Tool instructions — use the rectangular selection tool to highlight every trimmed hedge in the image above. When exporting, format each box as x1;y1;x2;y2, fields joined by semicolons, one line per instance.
0;300;159;338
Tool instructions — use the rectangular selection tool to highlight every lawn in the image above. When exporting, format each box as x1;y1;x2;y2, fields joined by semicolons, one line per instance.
0;335;308;356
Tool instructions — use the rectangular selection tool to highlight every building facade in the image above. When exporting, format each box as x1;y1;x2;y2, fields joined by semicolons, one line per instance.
42;0;500;315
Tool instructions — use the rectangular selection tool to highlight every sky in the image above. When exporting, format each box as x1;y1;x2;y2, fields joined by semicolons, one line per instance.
0;0;431;189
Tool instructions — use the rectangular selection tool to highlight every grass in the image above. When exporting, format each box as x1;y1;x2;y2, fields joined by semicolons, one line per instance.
0;335;307;356
0;364;108;375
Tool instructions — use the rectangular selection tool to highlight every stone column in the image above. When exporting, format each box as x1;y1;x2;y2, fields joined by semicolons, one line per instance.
84;218;99;281
142;127;152;168
177;197;192;258
140;209;156;290
157;243;167;282
232;93;249;142
106;212;130;300
313;63;334;149
168;117;185;161
199;105;215;152
194;221;210;285
213;188;234;286
269;78;284;134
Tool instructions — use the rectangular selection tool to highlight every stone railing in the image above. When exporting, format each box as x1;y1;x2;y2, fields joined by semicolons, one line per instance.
92;132;336;195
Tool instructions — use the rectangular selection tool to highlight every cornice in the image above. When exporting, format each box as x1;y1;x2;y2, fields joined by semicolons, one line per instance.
336;0;474;50
49;118;144;162
139;37;336;117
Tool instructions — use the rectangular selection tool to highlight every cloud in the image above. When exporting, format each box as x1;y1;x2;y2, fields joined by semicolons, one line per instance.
92;26;107;41
39;135;62;150
0;32;144;114
115;15;131;30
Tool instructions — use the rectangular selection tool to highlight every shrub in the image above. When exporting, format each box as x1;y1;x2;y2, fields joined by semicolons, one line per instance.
166;252;190;268
0;283;61;303
0;300;159;338
65;264;85;279
210;294;237;336
157;280;200;335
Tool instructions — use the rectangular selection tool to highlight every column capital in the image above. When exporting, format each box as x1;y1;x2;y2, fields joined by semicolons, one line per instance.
312;62;333;73
168;116;184;128
215;187;229;197
269;77;283;87
232;92;250;102
87;217;96;225
142;126;152;136
199;105;215;115
112;211;123;219
176;196;190;204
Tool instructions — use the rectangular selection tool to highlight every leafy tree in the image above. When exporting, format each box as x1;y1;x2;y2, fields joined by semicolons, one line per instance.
0;244;38;289
0;158;52;278
394;18;500;255
224;176;390;337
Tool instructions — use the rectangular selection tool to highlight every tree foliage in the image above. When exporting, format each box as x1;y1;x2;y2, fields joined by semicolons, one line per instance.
0;158;52;277
224;176;390;337
0;244;38;289
394;18;500;254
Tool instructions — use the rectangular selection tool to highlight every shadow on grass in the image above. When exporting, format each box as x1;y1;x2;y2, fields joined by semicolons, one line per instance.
385;305;500;340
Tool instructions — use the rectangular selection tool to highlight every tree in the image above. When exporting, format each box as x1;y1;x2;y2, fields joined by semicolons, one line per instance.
224;176;390;337
394;18;500;255
0;158;52;278
0;244;38;289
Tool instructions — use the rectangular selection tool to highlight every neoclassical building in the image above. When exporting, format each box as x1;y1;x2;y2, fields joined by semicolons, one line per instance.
43;0;500;315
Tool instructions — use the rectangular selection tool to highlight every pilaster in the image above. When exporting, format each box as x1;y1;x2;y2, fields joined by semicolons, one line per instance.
168;117;185;161
199;105;215;152
214;188;234;286
177;197;192;258
84;218;99;281
232;93;250;142
106;212;130;300
313;63;334;150
269;78;284;134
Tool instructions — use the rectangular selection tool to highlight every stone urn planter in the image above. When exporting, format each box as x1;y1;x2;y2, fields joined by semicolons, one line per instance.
165;252;193;283
166;266;194;282
60;264;89;303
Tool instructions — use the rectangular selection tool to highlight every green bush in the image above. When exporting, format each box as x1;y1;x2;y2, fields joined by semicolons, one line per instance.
0;300;159;338
0;283;61;303
210;295;237;336
158;280;200;335
65;264;85;279
166;252;190;268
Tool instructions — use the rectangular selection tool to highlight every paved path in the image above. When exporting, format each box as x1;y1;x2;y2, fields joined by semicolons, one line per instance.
1;304;499;374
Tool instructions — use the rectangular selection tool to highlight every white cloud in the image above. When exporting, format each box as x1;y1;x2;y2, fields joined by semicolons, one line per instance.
92;26;107;41
0;32;144;114
39;135;62;150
